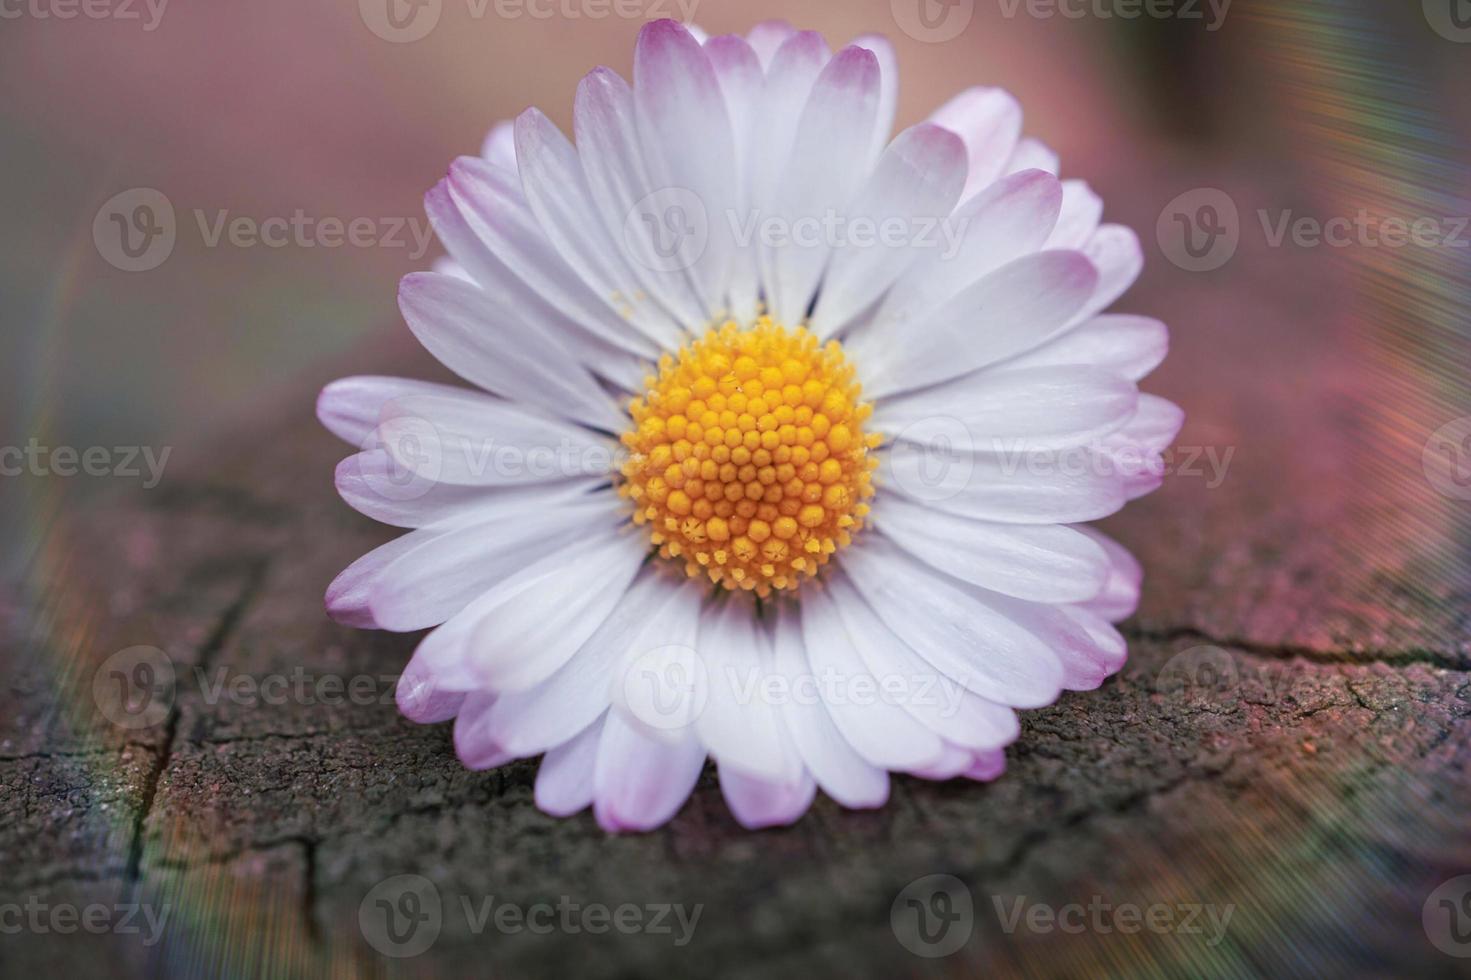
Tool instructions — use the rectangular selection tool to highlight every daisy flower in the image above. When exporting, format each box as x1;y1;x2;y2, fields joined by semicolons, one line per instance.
318;19;1182;832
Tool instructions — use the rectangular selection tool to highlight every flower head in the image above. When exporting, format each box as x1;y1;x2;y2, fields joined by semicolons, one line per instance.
320;19;1182;832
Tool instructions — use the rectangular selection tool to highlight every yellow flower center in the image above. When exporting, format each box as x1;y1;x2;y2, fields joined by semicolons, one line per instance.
619;318;879;597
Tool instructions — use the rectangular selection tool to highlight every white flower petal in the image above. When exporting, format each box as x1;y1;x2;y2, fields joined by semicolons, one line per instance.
335;450;606;529
704;35;765;324
414;528;646;692
398;272;626;431
481;121;517;170
965;749;1007;782
769;605;889;808
746;19;796;69
719;765;817;830
764;45;882;326
325;525;444;628
369;496;613;632
852;33;898;160
633;19;740;319
928;87;1023;201
865;250;1100;398
809;123;968;340
454;694;514;770
1114;393;1186;450
840;537;1066;708
872;496;1110;603
907;741;974;780
595;712;706;833
978;590;1128;691
828;576;1020;752
875;365;1139;451
478;572;697;758
396;654;466;724
1062;605;1131;689
376;392;614;488
572;67;709;330
1047;180;1104;249
333;485;603;629
431;256;471;281
999;314;1169;382
423;180;652;393
855;169;1063;355
317;376;468;448
444;157;658;358
798;588;945;770
879;439;1126;524
750;30;831;309
695;596;804;784
1076;224;1143;321
514;108;687;350
1005;137;1059;175
535;716;605;817
1074;525;1143;623
1097;394;1185;499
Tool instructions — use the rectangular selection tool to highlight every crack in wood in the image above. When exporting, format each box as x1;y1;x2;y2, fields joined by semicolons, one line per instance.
124;557;271;892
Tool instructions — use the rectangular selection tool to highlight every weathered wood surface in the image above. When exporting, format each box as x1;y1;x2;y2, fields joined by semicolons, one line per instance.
3;176;1470;978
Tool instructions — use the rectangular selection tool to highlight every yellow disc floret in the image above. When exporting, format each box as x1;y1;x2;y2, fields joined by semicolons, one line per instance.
619;317;880;597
